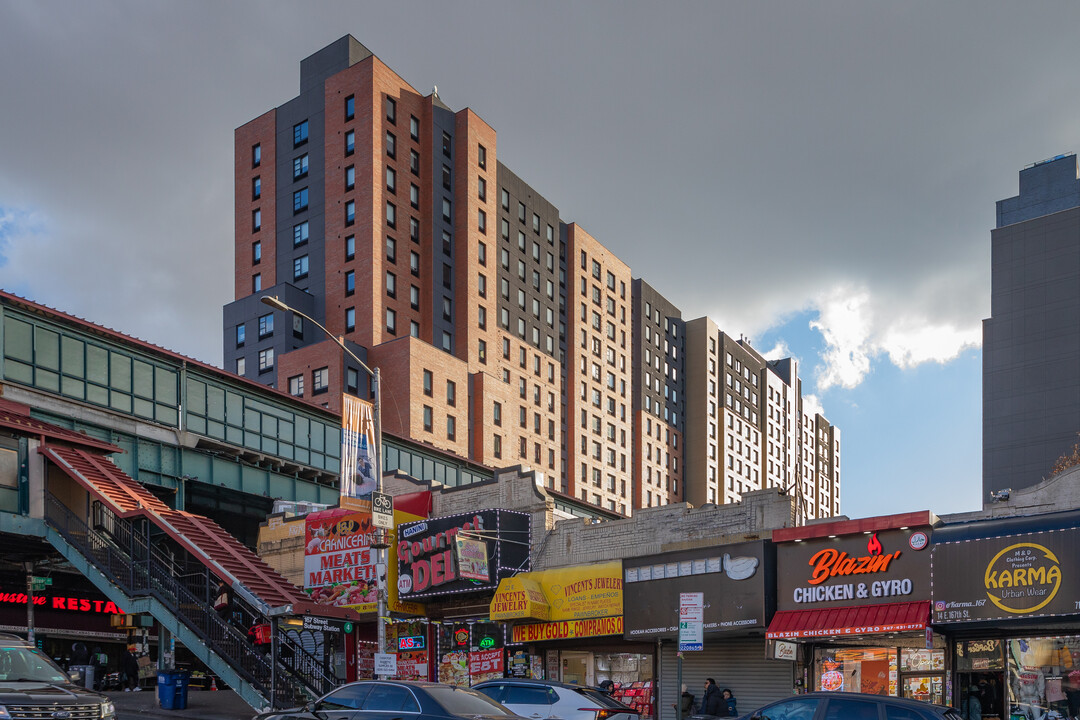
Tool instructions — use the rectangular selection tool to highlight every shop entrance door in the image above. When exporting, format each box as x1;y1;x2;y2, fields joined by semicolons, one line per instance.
561;652;592;686
956;671;1005;720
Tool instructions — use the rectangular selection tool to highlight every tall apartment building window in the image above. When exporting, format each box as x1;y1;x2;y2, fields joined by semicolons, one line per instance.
293;154;308;180
385;96;396;123
410;251;420;276
386;202;396;228
343;270;355;297
442;296;452;319
345;367;358;395
501;189;509;210
235;324;245;347
478;273;487;298
386;237;397;263
442;131;451;157
477;144;487;169
236;357;245;376
446;380;456;407
447;416;456;441
252;274;261;292
252;209;261;231
410;285;419;310
493;434;501;458
493;402;502;426
518;202;526;223
386;308;396;334
345;307;355;332
313;367;328;394
478;306;486;330
258;313;274;339
344;95;355;121
518;232;526;252
410;115;419;140
533;214;540;234
441;164;451;190
345;235;355;261
345;165;355;190
258;348;274;373
410;217;420;242
478;339;487;364
386;131;396;159
252;176;261;200
422;406;433;432
252;241;261;265
409;150;419;175
439;198;450;223
345;130;355;156
478;242;487;265
293;255;309;281
293;221;309;247
410;184;419;209
422;370;433;397
410;321;419;337
547;224;554;243
386;167;396;192
252;143;261;167
288;375;304;397
478;209;486;233
293;120;309;147
339;200;352;226
478;176;486;201
293;188;308;213
500;219;509;240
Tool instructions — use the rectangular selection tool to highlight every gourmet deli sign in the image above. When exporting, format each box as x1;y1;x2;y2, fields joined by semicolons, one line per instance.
932;527;1080;623
397;509;530;600
777;529;931;612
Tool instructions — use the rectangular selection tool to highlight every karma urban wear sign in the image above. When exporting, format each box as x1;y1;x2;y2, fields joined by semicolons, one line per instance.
932;527;1078;623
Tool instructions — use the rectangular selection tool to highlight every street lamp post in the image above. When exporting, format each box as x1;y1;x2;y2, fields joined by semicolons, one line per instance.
259;296;390;677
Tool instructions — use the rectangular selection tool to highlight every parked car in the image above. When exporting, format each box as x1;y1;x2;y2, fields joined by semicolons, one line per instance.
735;692;962;720
254;680;528;720
473;679;640;720
0;634;116;719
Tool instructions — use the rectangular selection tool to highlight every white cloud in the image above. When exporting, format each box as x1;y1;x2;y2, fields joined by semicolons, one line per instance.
808;283;981;393
761;340;792;362
802;393;825;418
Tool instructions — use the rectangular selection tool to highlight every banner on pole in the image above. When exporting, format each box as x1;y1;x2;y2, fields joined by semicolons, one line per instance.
341;394;379;499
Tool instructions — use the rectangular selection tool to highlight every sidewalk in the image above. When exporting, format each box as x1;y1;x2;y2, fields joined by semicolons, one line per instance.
107;686;258;720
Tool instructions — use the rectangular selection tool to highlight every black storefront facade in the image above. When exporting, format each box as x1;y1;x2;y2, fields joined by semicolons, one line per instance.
622;540;786;719
767;512;946;705
932;510;1080;720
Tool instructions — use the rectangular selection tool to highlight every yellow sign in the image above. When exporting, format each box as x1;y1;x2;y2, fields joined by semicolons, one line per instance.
490;576;551;621
984;542;1062;614
511;616;623;643
489;561;622;621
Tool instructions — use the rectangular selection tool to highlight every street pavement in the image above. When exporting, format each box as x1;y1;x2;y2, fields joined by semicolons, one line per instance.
107;687;258;720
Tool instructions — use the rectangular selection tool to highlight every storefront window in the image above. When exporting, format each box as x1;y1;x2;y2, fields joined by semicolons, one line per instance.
954;639;1005;671
436;623;505;686
814;647;897;695
1006;636;1080;720
597;653;654;718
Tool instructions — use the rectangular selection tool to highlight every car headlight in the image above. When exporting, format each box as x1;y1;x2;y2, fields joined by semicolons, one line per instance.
0;706;11;720
101;701;116;718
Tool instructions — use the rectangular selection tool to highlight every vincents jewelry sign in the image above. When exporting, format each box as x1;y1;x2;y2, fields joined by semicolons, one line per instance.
932;527;1077;623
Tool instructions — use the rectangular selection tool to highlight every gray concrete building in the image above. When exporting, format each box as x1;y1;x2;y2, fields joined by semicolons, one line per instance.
984;154;1080;499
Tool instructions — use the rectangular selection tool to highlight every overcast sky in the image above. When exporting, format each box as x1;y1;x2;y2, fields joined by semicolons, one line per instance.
3;1;1079;519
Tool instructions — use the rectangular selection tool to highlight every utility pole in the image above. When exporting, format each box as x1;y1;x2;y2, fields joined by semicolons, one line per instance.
24;561;35;646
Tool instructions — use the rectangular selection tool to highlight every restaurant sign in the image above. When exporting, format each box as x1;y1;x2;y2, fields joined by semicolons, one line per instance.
776;528;931;612
932;527;1080;623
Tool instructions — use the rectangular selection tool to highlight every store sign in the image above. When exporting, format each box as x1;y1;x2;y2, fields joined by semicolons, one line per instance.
932;527;1080;622
622;541;770;638
511;616;624;642
777;529;931;612
0;593;124;614
396;510;530;600
302;616;345;634
490;561;622;622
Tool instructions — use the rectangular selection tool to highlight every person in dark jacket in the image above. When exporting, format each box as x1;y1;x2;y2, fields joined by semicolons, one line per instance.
674;684;695;716
70;642;90;666
720;689;737;717
121;647;140;691
701;679;722;716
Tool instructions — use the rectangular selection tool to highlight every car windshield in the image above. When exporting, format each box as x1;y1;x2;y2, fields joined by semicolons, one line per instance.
0;646;69;684
427;685;516;716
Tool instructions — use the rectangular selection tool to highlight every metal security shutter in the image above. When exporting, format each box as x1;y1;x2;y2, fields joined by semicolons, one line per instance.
658;638;793;720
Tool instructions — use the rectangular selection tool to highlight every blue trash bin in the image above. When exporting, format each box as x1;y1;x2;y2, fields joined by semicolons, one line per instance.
157;671;189;710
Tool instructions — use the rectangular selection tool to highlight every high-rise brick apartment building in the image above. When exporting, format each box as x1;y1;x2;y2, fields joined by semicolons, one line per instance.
985;153;1080;498
224;35;841;518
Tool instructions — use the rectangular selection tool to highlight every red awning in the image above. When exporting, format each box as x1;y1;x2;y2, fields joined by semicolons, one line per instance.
766;601;930;640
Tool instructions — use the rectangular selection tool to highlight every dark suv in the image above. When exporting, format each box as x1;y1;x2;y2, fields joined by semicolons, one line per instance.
0;635;116;720
738;692;962;720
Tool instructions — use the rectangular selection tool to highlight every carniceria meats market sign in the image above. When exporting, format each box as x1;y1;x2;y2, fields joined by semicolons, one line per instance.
932;527;1077;623
777;529;931;612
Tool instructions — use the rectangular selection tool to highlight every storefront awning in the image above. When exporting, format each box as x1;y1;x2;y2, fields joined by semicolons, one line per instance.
489;576;550;621
766;601;930;640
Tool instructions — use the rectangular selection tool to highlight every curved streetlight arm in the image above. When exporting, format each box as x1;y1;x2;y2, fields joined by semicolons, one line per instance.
260;296;375;379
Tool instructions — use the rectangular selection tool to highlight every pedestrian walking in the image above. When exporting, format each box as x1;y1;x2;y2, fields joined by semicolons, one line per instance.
121;646;140;692
673;684;695;716
701;679;722;716
720;689;737;717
